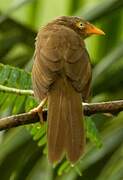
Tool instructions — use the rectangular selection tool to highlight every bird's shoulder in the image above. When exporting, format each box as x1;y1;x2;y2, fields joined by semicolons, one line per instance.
36;25;84;50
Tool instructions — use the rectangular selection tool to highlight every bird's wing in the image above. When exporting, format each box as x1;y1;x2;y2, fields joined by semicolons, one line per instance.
32;26;63;101
62;29;92;101
65;48;92;101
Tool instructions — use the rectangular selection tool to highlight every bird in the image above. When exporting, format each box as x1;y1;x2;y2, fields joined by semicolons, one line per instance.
32;16;105;164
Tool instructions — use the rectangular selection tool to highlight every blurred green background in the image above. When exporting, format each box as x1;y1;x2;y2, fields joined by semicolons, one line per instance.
0;0;123;179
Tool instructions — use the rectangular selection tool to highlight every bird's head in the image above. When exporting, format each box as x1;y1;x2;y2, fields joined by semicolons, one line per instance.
52;16;105;39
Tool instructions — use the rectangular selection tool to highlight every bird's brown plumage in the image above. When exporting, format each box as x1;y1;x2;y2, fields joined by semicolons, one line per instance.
32;16;104;164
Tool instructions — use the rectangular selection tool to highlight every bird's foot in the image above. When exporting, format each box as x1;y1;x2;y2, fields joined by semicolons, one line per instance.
30;97;47;123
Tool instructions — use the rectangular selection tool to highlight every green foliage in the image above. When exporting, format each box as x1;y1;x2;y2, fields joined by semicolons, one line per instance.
0;63;31;115
0;0;123;179
86;117;102;148
97;141;123;180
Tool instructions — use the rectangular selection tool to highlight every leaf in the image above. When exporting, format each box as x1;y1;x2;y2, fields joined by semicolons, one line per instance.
0;127;31;163
38;135;47;147
0;128;41;180
0;63;32;115
26;156;53;180
0;0;35;24
0;13;36;48
97;142;123;180
58;161;70;176
86;117;102;148
92;42;123;85
75;0;123;22
93;54;123;95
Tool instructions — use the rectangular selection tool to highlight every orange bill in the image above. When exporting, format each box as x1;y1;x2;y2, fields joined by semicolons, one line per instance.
86;23;105;35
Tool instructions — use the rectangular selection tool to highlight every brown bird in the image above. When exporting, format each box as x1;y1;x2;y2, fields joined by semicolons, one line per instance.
32;16;105;164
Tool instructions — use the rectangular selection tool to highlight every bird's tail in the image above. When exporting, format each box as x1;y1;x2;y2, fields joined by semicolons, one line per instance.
47;78;85;164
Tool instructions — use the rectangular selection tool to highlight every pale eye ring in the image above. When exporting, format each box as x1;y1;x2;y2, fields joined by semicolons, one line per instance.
79;22;84;29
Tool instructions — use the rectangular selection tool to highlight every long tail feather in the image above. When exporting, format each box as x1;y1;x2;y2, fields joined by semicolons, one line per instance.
47;78;85;164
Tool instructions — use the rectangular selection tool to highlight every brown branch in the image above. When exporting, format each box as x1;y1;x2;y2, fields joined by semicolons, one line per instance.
0;100;123;131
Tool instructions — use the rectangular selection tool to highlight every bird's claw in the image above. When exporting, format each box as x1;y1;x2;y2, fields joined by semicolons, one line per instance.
30;97;47;123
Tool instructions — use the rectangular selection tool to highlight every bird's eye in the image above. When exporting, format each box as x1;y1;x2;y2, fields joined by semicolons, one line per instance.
76;22;84;29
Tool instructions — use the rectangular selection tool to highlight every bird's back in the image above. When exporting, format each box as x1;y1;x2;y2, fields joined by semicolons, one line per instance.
32;24;91;101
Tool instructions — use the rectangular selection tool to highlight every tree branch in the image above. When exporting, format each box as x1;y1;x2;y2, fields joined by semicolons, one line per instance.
0;100;123;131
